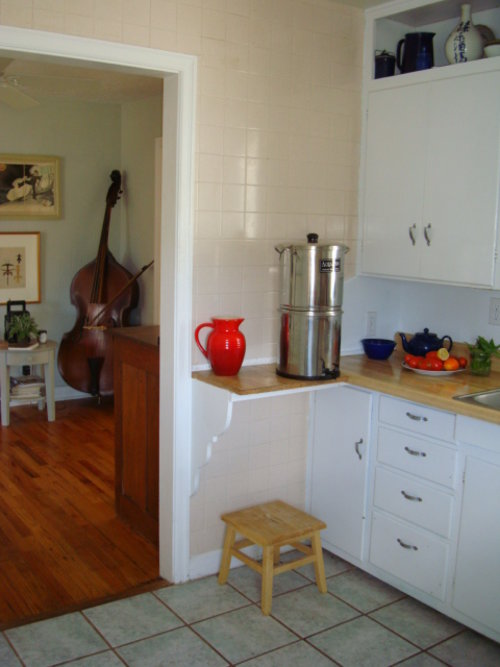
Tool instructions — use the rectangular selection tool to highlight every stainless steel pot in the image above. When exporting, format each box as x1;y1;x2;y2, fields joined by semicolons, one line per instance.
278;307;342;380
275;233;349;380
275;233;348;310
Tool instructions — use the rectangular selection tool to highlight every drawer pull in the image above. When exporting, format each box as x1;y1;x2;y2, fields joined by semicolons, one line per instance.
354;438;363;460
405;411;428;423
401;490;422;502
397;538;418;551
404;446;427;457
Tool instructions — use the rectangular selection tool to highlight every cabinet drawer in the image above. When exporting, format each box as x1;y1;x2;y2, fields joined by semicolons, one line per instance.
377;426;456;487
379;395;455;441
370;511;448;600
373;467;453;537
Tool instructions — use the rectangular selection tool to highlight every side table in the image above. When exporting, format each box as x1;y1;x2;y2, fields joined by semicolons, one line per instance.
0;340;56;426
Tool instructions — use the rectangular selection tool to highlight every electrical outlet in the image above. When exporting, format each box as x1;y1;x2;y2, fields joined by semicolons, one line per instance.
366;311;377;337
489;297;500;326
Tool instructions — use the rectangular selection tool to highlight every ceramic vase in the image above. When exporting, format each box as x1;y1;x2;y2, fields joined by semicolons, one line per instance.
445;4;483;64
194;317;246;376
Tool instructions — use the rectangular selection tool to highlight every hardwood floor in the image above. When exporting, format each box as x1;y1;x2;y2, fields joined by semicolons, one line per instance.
0;398;161;629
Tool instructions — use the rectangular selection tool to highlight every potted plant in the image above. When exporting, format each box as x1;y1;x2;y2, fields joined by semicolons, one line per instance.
468;336;500;376
5;312;40;346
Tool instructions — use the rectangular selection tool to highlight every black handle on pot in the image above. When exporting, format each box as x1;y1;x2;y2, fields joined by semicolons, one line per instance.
441;335;453;352
396;38;405;72
6;300;28;315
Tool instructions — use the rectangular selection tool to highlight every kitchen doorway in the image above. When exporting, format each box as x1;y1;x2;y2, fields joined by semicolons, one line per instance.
0;26;196;592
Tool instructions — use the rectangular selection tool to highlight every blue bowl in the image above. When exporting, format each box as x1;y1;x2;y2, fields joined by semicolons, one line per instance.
361;338;396;360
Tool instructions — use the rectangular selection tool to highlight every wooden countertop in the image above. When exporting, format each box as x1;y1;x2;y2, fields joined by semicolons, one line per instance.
112;325;160;348
192;351;500;426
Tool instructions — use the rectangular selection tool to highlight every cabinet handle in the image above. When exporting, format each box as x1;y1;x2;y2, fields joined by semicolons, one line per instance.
408;224;417;246
354;438;363;460
404;446;427;457
405;411;428;423
397;538;418;551
401;490;422;502
424;223;432;246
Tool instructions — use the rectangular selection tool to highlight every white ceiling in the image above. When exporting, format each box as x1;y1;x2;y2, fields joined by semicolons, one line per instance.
0;57;163;106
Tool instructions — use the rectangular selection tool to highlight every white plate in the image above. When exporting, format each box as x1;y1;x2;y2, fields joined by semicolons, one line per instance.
402;361;466;377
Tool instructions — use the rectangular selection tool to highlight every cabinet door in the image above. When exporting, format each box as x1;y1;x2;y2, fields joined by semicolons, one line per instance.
310;386;371;561
421;72;500;286
453;455;500;634
361;84;428;278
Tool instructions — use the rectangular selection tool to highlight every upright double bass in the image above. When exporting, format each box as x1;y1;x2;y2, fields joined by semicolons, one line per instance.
58;170;141;397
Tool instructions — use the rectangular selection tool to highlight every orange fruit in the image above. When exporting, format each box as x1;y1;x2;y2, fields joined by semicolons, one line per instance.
443;357;460;371
436;347;450;361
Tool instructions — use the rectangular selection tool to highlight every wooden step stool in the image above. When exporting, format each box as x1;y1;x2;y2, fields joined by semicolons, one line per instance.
218;500;327;615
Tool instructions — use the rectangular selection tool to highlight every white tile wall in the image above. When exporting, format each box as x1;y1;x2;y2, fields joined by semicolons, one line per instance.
190;393;309;556
0;0;364;557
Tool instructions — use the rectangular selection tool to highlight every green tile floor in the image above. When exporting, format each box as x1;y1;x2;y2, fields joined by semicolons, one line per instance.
2;551;499;666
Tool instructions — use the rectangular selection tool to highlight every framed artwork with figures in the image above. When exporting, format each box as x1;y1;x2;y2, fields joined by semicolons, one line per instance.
0;154;60;219
0;232;41;304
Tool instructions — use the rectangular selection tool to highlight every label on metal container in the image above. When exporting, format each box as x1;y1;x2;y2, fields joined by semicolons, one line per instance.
320;258;341;273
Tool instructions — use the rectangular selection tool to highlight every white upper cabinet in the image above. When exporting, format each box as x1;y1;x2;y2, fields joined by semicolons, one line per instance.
359;0;500;288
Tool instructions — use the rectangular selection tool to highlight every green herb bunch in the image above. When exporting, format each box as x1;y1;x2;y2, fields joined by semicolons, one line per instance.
468;336;500;357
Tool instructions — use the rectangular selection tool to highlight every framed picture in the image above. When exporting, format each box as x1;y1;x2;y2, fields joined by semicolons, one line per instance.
0;154;60;218
0;232;41;304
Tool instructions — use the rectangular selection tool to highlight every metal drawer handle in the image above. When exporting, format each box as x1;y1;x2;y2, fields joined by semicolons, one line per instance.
405;411;428;422
401;490;422;502
404;446;427;457
397;538;418;551
354;438;363;460
408;224;417;246
424;223;432;246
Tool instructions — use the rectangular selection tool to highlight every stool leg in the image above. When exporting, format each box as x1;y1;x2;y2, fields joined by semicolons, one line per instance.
261;545;274;615
311;531;327;593
273;546;280;565
218;526;236;585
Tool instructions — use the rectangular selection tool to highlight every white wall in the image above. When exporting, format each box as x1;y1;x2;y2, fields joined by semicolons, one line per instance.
398;281;500;347
121;95;163;326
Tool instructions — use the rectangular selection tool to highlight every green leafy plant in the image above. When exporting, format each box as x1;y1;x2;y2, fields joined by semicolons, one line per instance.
6;312;39;344
468;336;500;376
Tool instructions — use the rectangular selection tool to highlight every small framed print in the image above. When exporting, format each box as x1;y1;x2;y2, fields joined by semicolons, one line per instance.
0;232;41;304
0;154;60;219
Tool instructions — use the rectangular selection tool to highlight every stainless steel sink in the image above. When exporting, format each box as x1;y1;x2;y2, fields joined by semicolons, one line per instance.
453;388;500;411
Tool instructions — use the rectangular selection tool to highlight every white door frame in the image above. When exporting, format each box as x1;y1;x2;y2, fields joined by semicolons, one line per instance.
0;25;196;583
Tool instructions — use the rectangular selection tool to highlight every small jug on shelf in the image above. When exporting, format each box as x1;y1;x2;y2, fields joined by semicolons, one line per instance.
194;317;246;376
445;3;483;64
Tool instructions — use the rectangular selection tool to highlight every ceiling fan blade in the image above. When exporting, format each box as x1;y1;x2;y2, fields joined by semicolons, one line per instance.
0;81;39;110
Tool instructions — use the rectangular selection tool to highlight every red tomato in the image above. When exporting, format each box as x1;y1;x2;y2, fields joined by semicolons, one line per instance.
418;358;434;370
429;358;444;371
407;356;420;368
458;357;468;368
425;350;439;359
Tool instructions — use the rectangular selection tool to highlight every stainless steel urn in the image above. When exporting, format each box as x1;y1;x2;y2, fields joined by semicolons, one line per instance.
275;233;349;380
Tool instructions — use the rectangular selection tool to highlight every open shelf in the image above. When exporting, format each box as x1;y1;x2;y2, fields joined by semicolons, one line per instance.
368;0;499;80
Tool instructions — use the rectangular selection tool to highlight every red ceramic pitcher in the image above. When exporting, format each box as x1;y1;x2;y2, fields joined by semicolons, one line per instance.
194;317;246;376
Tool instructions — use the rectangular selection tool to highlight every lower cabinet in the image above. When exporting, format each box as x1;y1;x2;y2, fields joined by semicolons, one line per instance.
311;389;500;642
453;454;500;635
310;386;371;562
369;395;457;603
370;511;449;600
